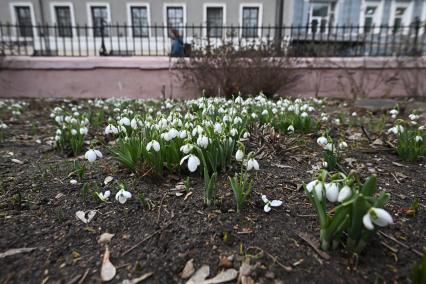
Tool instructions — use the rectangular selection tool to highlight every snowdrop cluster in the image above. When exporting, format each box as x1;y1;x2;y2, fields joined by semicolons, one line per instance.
305;170;393;253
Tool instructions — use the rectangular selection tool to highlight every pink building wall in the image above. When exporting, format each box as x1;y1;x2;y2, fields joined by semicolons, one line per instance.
1;56;425;99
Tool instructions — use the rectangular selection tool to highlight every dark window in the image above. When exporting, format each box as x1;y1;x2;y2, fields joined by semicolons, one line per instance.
206;7;223;38
91;6;109;37
15;6;33;37
167;7;184;36
393;7;406;33
55;6;72;37
364;6;377;33
242;7;259;38
131;7;149;37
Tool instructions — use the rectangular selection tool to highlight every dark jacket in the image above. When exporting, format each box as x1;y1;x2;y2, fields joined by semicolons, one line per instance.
171;37;184;57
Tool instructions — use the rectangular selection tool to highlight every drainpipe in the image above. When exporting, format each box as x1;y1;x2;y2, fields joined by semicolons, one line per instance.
38;0;51;54
276;0;284;53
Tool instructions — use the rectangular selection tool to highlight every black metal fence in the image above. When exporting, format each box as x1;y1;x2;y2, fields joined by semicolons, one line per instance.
0;21;425;57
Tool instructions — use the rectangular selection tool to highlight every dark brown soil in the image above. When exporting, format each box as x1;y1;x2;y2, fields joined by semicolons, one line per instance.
0;99;425;284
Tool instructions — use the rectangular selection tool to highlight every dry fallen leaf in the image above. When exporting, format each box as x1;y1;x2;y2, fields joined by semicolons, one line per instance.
75;210;96;224
104;176;114;185
181;259;195;279
99;233;115;245
218;255;233;269
0;247;36;258
101;246;116;282
186;265;209;284
184;192;193;201
203;269;238;284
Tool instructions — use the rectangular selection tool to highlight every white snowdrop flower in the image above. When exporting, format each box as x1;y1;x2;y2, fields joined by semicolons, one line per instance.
180;144;193;154
214;123;222;134
64;116;71;123
261;110;269;116
301;112;308;118
337;185;352;202
115;188;132;204
419;126;425;131
119;117;131;126
55;135;61;141
325;143;334;151
84;149;102;162
287;125;294;133
70;118;77;124
411;121;418;126
306;180;323;201
130;118;138;129
389;109;398;116
352;112;357;117
70;179;78;185
197;135;209;149
146;140;160;152
388;125;404;135
235;149;244;162
251;113;258;119
334;118;341;125
339;141;348;149
230;128;238;137
233;117;242;124
71;129;78;136
415;135;423;142
79;127;88;136
179;130;187;139
363;207;393;230
55;116;64;124
223;115;230;123
317;136;328;147
243;132;250;139
321;116;328;122
246;158;259;171
322;161;328;168
409;114;419;121
168;128;179;139
180;154;201;172
325;183;339;203
56;129;62;135
104;124;119;135
98;190;111;201
262;195;283;213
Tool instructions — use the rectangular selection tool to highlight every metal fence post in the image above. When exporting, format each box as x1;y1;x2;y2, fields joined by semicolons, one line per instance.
99;19;107;56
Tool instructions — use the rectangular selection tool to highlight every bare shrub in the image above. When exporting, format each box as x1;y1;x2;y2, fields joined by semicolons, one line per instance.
174;43;301;98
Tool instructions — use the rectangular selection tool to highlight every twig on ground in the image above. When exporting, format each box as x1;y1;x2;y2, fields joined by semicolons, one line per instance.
378;231;423;257
247;246;292;272
296;232;330;260
361;126;372;142
77;269;89;284
156;193;168;223
121;221;172;257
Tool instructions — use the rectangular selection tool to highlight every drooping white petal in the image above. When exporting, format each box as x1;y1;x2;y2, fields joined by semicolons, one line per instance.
363;213;374;230
235;150;244;162
104;190;111;198
325;183;339;203
337;185;351;202
314;182;323;201
261;195;269;203
94;150;103;158
371;208;393;227
187;155;200;172
270;200;282;207
85;150;97;162
306;180;318;192
264;204;271;213
122;191;132;199
180;155;190;165
118;195;127;204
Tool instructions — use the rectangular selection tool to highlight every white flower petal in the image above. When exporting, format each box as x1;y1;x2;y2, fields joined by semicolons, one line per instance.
363;213;374;230
270;200;282;207
337;186;351;202
264;204;271;212
261;195;269;203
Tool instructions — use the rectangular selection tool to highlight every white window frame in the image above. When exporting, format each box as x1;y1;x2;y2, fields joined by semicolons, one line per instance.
388;0;414;34
308;2;331;34
50;2;76;37
163;3;187;38
9;2;38;39
422;1;426;34
239;3;263;38
359;0;384;34
86;2;111;37
202;3;226;38
126;3;151;38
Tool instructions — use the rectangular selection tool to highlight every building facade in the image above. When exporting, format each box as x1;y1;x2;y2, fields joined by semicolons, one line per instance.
292;0;426;29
